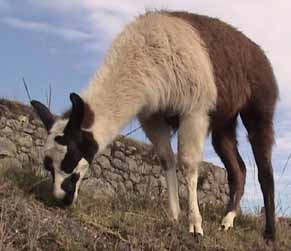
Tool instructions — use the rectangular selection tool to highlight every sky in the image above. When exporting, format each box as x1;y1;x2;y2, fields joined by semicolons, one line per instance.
1;0;291;215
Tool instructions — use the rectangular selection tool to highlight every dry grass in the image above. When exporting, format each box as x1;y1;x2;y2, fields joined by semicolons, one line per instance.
0;164;290;251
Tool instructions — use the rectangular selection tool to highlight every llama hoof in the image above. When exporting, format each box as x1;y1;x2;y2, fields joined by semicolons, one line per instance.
194;225;204;237
263;229;276;244
194;232;203;243
219;222;233;231
220;211;236;231
190;232;203;243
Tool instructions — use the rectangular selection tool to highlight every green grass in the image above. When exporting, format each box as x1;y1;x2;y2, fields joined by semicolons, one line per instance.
0;164;290;251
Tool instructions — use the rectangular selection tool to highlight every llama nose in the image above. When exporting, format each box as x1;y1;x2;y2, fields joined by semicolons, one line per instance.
60;173;80;206
61;173;80;193
62;192;75;206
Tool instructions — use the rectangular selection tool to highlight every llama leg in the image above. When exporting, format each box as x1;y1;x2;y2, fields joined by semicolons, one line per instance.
241;111;276;241
139;115;180;220
212;118;246;231
178;112;209;236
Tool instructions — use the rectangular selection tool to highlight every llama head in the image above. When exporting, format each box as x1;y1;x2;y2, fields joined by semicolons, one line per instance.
31;93;98;206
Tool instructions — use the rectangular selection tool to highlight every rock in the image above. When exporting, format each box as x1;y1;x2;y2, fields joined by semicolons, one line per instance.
1;126;13;136
0;99;229;205
91;165;102;178
111;159;124;170
152;165;161;177
0;157;22;169
0;137;17;157
97;156;111;169
113;150;125;161
201;181;211;191
129;171;140;183
127;158;137;172
0;117;6;129
35;128;47;139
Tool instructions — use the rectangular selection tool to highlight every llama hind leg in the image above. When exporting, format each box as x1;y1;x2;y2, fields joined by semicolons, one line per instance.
139;115;180;221
212;118;246;231
178;112;209;236
241;110;276;241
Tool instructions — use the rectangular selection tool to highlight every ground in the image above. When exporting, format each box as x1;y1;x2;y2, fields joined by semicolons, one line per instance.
0;165;290;251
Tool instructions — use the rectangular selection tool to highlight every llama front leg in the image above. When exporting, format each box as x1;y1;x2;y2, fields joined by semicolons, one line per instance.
139;114;180;221
178;112;209;236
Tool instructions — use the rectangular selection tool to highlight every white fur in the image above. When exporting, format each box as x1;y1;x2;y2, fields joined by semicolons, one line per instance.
178;111;209;235
220;211;237;231
81;12;216;153
81;12;216;235
46;12;217;234
53;157;89;201
44;119;89;201
166;167;181;220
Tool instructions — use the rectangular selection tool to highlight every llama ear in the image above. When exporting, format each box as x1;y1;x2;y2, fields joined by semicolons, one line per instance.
31;100;55;131
65;93;84;134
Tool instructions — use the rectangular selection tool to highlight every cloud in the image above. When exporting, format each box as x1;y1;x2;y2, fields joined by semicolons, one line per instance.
1;17;93;42
27;1;291;105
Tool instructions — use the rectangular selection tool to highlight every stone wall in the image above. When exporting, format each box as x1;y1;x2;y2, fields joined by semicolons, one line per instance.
0;99;229;205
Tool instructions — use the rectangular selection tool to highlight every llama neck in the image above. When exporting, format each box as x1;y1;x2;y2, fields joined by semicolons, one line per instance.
81;77;146;153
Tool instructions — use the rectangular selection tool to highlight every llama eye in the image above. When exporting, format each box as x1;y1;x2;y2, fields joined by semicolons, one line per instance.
55;136;67;145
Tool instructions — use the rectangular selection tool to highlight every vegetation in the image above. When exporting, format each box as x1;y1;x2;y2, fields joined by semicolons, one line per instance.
0;165;290;251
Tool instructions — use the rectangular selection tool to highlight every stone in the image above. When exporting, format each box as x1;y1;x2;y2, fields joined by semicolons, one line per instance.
31;119;44;127
97;156;111;169
0;117;6;129
179;184;188;198
127;146;137;153
129;171;140;183
91;165;102;178
17;135;33;148
221;194;229;205
152;165;161;177
111;158;124;170
127;158;137;172
214;168;227;182
18;115;29;127
125;180;133;191
114;141;123;149
201;181;211;191
17;153;29;165
34;128;47;139
35;139;45;146
7;119;20;128
0;99;229;205
0;157;22;169
1;126;13;136
113;150;125;161
0;137;17;157
23;127;34;134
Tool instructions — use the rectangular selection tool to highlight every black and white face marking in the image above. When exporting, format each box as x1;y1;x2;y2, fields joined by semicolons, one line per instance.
31;93;98;206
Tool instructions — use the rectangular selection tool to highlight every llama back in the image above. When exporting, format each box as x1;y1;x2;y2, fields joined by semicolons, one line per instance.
168;11;278;120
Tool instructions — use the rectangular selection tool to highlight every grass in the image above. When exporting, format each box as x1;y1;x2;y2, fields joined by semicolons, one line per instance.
0;164;290;251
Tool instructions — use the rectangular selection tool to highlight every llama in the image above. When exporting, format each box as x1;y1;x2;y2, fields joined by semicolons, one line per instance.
31;10;278;241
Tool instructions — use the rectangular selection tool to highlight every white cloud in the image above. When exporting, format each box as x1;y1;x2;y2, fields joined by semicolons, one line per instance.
1;17;93;42
27;0;291;107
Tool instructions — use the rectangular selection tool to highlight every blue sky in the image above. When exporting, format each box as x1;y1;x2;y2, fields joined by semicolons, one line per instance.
1;0;291;215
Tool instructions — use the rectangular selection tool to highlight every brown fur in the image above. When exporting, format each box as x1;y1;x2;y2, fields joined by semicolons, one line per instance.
167;11;278;240
46;11;278;240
